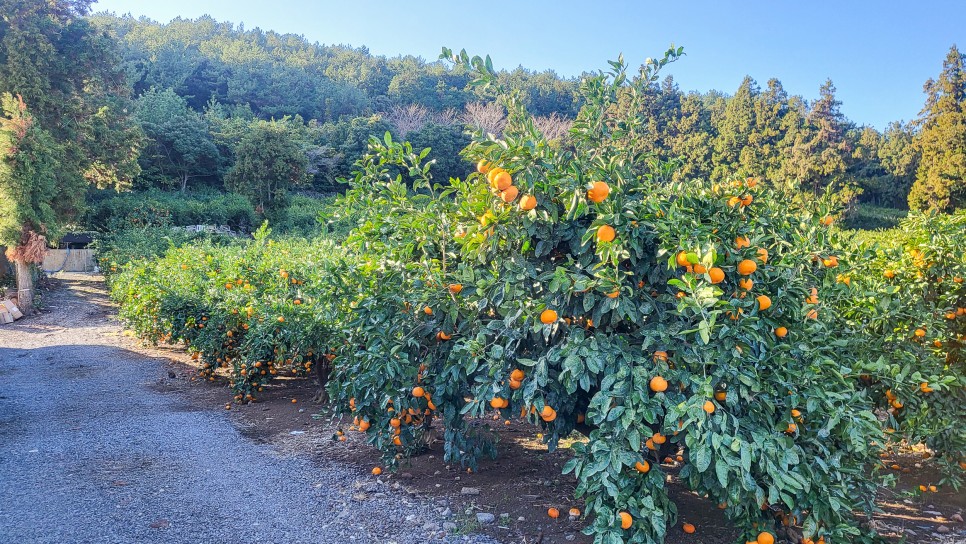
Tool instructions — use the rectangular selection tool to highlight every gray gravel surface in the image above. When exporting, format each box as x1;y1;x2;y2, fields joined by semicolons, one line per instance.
0;274;498;544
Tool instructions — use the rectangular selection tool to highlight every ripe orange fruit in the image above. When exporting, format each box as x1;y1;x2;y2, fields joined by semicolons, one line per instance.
756;248;768;263
806;287;819;304
735;236;751;249
358;419;370;431
652;432;667;445
806;309;818;320
676;251;691;267
476;160;491;174
510;369;525;381
372;467;382;476
786;423;797;433
540;405;555;418
390;417;401;428
548;507;560;519
519;194;537;211
914;328;926;337
635;460;650;473
597;225;616;243
929;485;937;492
619;511;632;530
821;255;839;268
738;278;753;290
509;379;522;390
740;194;753;206
412;386;425;398
683;522;696;534
693;263;708;274
424;306;433;316
820;215;834;226
756;295;772;311
737;259;757;275
703;400;715;414
569;507;581;517
884;269;896;279
501;186;519;203
277;316;285;323
540;309;558;324
437;331;452;341
791;409;802;418
920;382;934;393
715;391;727;402
708;267;725;284
654;351;668;361
449;283;463;294
757;532;775;544
727;196;741;207
490;397;508;409
587;181;611;203
650;376;668;392
646;438;656;450
493;171;512;191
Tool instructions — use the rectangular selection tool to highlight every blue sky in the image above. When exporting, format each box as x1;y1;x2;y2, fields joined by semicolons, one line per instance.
91;0;964;129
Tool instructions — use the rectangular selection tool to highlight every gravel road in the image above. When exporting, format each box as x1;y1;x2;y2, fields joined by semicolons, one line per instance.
0;274;497;544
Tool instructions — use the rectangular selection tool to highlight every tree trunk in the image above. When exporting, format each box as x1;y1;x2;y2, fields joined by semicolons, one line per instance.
14;259;34;314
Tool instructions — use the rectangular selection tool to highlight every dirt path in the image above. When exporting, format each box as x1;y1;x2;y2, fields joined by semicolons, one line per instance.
0;275;491;544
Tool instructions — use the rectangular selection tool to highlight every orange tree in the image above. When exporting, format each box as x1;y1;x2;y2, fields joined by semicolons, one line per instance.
830;212;966;486
109;226;357;401
328;48;886;544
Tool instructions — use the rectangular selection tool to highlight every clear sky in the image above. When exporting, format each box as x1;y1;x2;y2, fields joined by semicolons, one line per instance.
91;0;964;129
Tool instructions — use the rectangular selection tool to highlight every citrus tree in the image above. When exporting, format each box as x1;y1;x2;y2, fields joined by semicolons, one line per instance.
830;211;966;486
326;48;888;544
110;226;357;401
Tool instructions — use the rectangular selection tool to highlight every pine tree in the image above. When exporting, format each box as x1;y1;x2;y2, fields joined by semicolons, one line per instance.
908;45;966;212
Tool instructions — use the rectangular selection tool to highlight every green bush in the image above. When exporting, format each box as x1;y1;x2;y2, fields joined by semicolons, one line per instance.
841;204;907;231
86;188;257;232
265;194;331;238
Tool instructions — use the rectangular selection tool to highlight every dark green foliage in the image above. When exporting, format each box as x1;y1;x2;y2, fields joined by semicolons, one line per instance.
841;203;908;231
0;94;64;246
135;88;221;190
224;120;310;211
85;188;257;231
404;123;472;183
908;46;966;212
264;194;332;238
310;115;394;190
1;0;141;195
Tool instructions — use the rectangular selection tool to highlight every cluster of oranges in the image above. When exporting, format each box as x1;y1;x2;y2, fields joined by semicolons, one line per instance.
479;160;537;211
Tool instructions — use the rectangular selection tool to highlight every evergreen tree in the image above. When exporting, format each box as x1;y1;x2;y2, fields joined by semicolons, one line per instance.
909;45;966;212
785;80;854;199
224;120;310;212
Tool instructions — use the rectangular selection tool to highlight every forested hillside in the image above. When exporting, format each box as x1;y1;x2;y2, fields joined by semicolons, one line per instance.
83;13;962;215
2;5;963;245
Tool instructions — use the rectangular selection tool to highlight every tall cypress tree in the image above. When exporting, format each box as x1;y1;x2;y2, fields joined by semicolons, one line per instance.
909;45;966;212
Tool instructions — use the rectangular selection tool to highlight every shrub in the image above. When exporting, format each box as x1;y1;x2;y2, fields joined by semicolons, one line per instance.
86;188;257;232
108;226;357;400
841;204;907;231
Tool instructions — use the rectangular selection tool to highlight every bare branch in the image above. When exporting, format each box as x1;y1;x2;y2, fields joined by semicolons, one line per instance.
461;101;506;136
